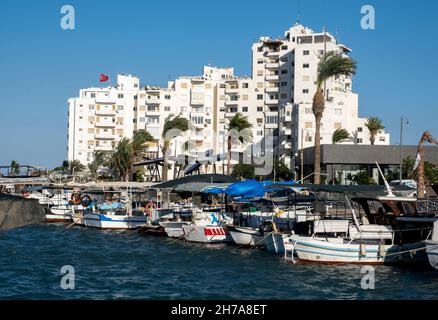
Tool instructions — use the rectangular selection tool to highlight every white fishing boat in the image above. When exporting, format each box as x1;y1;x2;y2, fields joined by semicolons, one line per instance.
45;205;73;223
182;208;233;243
84;212;148;229
83;193;147;230
425;241;438;270
161;221;191;238
227;225;265;247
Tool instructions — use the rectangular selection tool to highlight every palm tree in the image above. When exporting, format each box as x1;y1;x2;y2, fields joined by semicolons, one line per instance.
332;128;350;144
312;51;357;184
161;115;189;182
227;112;253;175
88;150;110;180
10;160;20;176
365;117;385;145
130;129;155;180
68;160;85;175
110;138;132;181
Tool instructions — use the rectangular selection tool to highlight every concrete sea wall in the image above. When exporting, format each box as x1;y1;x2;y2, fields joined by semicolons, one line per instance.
0;193;46;231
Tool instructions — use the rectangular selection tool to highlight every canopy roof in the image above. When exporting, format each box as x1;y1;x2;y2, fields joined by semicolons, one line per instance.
152;174;238;190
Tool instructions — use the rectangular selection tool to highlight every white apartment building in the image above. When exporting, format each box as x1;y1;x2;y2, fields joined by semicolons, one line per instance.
68;23;390;178
251;24;390;168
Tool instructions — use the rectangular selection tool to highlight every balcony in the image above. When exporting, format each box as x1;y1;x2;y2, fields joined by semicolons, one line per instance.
95;133;115;140
225;87;239;94
281;128;292;136
146;96;160;104
265;87;279;93
146;109;160;116
265;75;279;81
225;112;237;118
225;100;238;106
280;141;292;150
265;62;279;69
266;51;280;57
265;123;278;129
280;114;292;122
95;120;116;127
95;109;116;116
266;99;279;105
95;145;113;151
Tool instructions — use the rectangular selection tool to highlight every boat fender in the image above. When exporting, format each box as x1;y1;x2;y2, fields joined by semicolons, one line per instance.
359;243;367;257
378;242;385;258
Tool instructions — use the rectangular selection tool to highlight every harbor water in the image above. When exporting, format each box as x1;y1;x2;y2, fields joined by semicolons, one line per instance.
1;224;438;300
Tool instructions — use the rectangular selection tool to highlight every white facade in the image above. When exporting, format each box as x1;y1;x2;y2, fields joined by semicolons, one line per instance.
67;23;390;177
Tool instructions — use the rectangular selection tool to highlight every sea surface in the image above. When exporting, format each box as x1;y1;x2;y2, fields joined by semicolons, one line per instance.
0;223;438;300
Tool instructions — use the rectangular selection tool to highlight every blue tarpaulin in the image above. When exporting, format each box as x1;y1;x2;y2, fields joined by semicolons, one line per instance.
202;180;297;199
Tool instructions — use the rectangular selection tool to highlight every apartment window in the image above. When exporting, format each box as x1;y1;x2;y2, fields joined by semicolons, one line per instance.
257;106;263;112
205;119;211;124
164;106;171;112
220;95;225;100
133;107;137;111
257;82;263;89
266;116;278;124
257;59;264;64
180;83;188;89
88;128;94;134
303;50;310;55
380;137;386;142
133;119;136;123
118;105;123;110
358;127;363;132
280;57;288;62
242;94;248;101
79;128;83;132
303;89;309;94
258;47;263;52
191;116;203;125
79;116;83;119
257;131;263;136
140;117;146;123
257;94;263;100
242;83;249;88
118;94;124;99
280;93;287;99
220;84;226;88
257;118;263;124
334;122;342;129
303;64;309;68
305;122;312;129
357;138;363;143
305;108;312;114
165;95;171;100
281;69;288;74
242;107;248;112
89;105;94;110
281;81;287;87
281;45;288;50
305;135;313;142
334;108;342;116
205;83;212;89
148;105;157;111
257;70;264;76
303;76;310;81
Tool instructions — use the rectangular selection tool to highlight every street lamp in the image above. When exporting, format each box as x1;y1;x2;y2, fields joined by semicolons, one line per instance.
399;116;409;181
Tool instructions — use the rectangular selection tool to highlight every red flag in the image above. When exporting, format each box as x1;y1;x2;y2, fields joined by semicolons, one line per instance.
100;74;109;82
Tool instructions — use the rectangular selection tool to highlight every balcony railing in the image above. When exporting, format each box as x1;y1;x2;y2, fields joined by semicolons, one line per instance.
265;75;279;81
95;109;116;116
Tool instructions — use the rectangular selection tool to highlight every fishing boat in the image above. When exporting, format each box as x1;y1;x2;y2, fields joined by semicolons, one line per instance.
83;193;148;230
227;225;266;247
182;208;233;243
425;241;438;270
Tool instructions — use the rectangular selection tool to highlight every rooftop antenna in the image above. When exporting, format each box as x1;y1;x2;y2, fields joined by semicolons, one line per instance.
376;161;395;197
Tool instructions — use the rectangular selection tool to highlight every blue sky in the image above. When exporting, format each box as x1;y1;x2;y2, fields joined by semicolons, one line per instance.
0;0;436;169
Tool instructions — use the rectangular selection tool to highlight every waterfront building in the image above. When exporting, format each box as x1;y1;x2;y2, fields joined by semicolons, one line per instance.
67;23;390;180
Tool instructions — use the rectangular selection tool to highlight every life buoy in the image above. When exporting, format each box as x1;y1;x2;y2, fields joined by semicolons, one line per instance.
144;201;157;217
70;193;82;205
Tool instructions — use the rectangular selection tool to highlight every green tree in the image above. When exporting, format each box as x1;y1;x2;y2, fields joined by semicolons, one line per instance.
231;164;255;180
130;129;155;180
10;160;20;176
161;115;189;182
67;160;86;175
312;51;357;184
110;138;132;181
403;156;438;185
227;112;253;175
365;117;385;145
332;128;350;144
271;159;294;181
88;151;111;180
354;171;376;185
